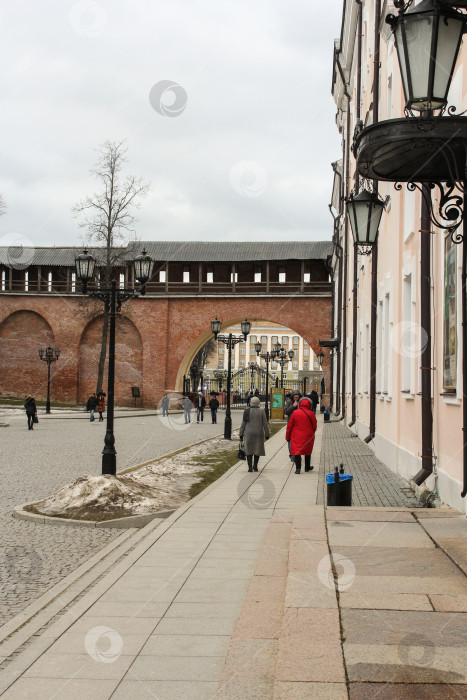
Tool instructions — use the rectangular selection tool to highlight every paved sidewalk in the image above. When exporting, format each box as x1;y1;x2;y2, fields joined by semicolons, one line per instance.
1;418;466;699
317;420;422;508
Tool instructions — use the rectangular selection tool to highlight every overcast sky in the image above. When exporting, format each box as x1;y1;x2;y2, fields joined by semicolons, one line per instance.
0;0;343;249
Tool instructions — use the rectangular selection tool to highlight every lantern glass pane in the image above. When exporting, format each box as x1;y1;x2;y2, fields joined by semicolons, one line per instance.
241;319;251;336
402;15;435;110
75;253;95;281
433;16;464;107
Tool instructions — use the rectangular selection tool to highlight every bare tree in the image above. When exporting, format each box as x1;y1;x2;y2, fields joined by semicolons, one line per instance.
189;339;216;391
73;140;150;393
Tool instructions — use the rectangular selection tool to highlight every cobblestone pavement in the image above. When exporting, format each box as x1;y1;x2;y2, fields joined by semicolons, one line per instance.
0;408;242;626
317;420;422;507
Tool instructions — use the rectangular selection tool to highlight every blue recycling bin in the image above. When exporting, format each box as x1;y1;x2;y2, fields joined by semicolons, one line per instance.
326;471;353;506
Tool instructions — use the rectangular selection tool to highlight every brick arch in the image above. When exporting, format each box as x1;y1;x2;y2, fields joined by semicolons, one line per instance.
173;301;331;394
0;310;55;400
78;315;143;406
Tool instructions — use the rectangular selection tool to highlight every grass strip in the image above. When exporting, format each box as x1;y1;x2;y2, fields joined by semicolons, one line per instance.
189;422;286;499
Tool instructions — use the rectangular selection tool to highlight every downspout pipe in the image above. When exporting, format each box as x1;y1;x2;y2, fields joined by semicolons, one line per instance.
364;0;381;443
349;0;363;429
335;53;351;422
329;199;342;414
462;191;467;498
412;186;434;484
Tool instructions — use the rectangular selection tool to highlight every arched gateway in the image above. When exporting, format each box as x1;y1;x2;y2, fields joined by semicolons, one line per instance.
0;241;332;406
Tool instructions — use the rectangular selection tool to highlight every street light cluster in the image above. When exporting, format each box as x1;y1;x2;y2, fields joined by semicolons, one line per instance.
75;247;155;475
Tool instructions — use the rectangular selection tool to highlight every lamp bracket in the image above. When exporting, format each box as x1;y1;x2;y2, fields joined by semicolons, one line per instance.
394;180;464;243
356;245;374;256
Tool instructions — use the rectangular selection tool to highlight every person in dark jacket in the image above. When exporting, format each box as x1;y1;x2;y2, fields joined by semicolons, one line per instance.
196;392;206;423
87;393;98;421
310;389;319;414
239;396;270;472
97;392;106;422
209;396;219;423
24;396;37;430
286;397;317;474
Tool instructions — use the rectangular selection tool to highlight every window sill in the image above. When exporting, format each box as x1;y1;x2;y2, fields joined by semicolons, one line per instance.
401;391;415;399
442;395;461;406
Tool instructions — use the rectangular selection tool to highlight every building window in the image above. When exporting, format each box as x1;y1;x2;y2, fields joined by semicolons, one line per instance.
282;336;288;345
272;336;278;345
1;270;5;290
240;346;245;355
293;336;299;345
159;269;166;283
231;271;238;283
250;346;256;356
218;360;224;368
239;359;245;367
293;372;298;379
293;360;298;369
218;345;224;355
207;266;214;283
304;271;311;283
271;362;277;370
250;335;256;344
279;267;286;283
304;347;309;357
261;359;266;368
119;273;125;289
71;272;76;292
183;266;190;283
443;235;457;391
48;272;52;292
254;265;262;283
304;361;309;370
261;335;267;344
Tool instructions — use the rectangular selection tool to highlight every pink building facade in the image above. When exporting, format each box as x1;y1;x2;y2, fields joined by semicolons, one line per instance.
331;0;466;514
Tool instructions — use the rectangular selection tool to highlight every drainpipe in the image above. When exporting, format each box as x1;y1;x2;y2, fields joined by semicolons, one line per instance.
335;55;351;422
413;186;434;484
330;198;342;414
349;0;363;429
462;196;467;498
364;0;381;443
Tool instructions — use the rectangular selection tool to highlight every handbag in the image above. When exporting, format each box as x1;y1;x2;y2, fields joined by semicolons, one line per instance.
237;440;246;460
33;414;39;424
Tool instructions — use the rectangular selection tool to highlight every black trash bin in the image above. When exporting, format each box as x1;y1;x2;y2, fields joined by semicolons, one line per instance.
326;467;353;506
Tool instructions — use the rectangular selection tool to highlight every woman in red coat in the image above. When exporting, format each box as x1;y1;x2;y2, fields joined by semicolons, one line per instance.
285;397;317;474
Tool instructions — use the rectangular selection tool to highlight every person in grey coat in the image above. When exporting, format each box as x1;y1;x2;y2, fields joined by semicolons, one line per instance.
239;396;270;472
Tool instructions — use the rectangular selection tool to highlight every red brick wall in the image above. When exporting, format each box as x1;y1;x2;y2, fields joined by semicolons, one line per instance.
0;310;56;401
0;294;332;407
78;315;143;406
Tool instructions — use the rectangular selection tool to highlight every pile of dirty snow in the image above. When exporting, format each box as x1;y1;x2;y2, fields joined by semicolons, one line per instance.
27;432;239;521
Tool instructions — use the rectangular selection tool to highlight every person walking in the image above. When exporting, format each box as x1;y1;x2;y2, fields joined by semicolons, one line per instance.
239;396;269;472
97;391;106;422
284;391;301;463
161;394;169;417
87;393;98;422
196;392;206;423
310;389;319;414
209;395;219;424
24;396;37;430
286;397;317;474
182;395;192;424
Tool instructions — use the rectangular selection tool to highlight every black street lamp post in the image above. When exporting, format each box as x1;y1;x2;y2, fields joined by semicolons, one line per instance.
211;317;251;439
75;248;154;475
38;346;60;414
273;346;294;388
255;341;274;421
